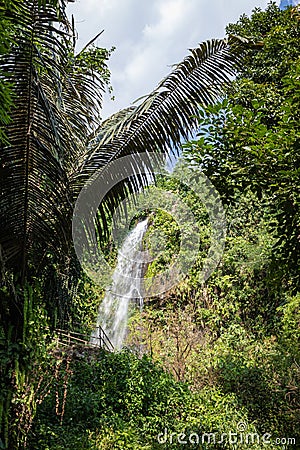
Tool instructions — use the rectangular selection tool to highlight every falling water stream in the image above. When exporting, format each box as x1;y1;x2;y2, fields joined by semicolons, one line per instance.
91;219;148;350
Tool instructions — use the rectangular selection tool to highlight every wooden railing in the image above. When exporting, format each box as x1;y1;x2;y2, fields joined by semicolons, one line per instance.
55;327;114;352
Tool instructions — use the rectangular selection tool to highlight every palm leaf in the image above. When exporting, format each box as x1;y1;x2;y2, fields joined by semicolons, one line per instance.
0;0;105;283
75;37;245;239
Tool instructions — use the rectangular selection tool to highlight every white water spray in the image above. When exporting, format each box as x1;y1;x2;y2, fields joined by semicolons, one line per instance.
91;219;148;350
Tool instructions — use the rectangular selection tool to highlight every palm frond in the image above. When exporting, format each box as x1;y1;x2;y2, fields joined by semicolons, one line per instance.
76;37;245;238
0;0;105;281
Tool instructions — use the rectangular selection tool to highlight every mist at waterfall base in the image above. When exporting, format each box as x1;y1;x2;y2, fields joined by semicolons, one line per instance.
91;219;148;351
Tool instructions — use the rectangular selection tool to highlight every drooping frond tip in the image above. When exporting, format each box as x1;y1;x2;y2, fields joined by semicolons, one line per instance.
83;36;249;173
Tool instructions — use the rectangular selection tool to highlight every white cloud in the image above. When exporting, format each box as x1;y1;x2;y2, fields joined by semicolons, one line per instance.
143;0;188;39
67;0;274;119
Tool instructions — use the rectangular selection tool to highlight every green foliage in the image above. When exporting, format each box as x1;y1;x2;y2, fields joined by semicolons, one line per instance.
142;172;211;295
29;348;281;450
278;293;300;354
75;45;115;97
29;350;188;449
0;282;57;448
226;2;300;84
126;163;299;446
183;2;300;289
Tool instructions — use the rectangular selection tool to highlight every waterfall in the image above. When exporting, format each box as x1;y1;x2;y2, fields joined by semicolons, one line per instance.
91;219;148;350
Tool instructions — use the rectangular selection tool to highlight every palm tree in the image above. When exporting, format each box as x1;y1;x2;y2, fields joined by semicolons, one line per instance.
0;1;245;446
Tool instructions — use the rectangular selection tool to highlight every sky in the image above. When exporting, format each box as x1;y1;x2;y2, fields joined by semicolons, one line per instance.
280;0;299;6
67;0;278;119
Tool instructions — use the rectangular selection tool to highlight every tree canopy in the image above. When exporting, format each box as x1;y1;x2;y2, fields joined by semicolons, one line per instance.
183;2;300;290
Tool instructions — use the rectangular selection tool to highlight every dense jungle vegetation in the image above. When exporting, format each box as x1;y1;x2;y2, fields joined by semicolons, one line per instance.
0;1;299;449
